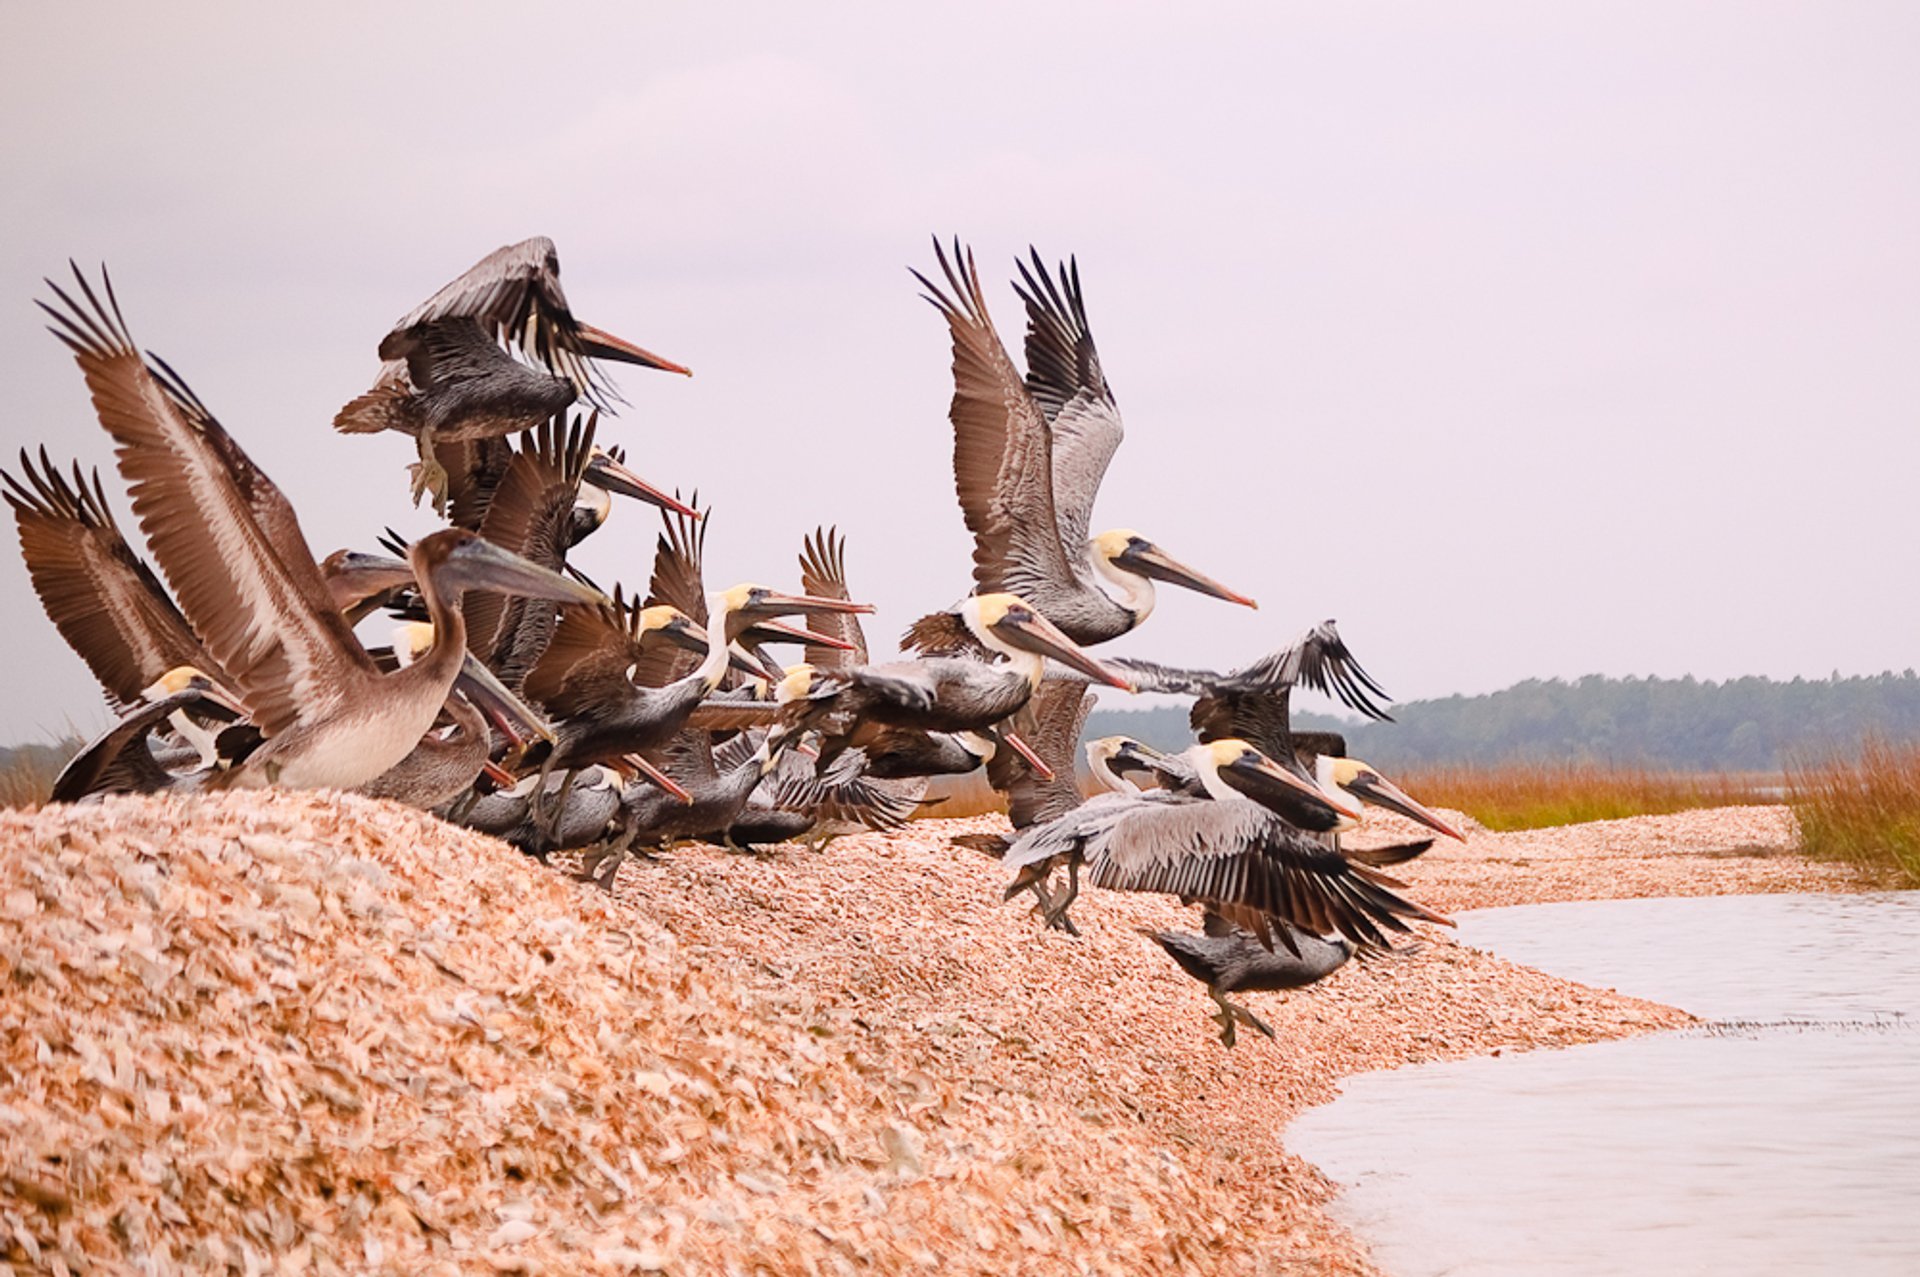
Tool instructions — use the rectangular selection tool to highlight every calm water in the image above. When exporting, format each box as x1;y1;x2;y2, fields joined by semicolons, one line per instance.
1289;893;1920;1276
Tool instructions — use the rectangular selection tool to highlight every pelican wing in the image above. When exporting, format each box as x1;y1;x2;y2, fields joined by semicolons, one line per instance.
3;451;216;709
1014;250;1124;555
992;678;1095;830
41;267;376;739
1056;796;1450;950
378;236;619;408
796;526;867;667
440;434;517;531
913;239;1077;601
462;412;594;690
633;498;708;688
1224;620;1393;719
521;585;643;716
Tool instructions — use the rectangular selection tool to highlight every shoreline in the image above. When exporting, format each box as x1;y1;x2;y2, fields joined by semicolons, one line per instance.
0;794;1881;1274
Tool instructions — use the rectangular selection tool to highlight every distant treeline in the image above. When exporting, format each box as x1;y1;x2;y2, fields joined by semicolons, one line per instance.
1084;672;1920;771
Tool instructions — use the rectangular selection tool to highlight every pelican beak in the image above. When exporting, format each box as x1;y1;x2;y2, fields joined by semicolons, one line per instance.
585;451;702;519
1344;769;1467;842
625;752;695;805
1229;750;1364;822
445;538;608;607
1120;540;1258;609
453;651;558;745
575;321;692;376
321;549;418;618
726;640;784;682
744;617;857;651
658;616;714;657
746;590;876;619
993;608;1136;692
481;759;520;788
1003;730;1056;781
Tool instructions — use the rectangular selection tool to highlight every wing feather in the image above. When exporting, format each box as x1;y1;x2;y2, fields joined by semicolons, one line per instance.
40;266;373;738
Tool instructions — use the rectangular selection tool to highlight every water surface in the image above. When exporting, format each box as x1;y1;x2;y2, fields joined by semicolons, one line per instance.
1290;893;1920;1276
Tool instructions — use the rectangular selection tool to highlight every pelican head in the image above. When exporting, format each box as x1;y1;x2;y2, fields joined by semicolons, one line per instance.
141;665;246;716
715;582;875;624
390;621;436;668
775;663;816;704
1322;756;1467;842
1187;738;1361;830
958;593;1136;691
1085;735;1169;792
636;604;711;655
584;446;701;520
1090;529;1257;609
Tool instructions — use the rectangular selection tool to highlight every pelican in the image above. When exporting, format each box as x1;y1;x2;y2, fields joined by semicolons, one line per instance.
41;263;605;792
333;236;691;509
1146;915;1357;1048
786;594;1135;763
1003;739;1450;946
911;239;1254;645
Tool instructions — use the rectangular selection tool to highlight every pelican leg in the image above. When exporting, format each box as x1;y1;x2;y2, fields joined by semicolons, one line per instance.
411;427;451;514
1208;988;1275;1049
576;824;638;892
1041;859;1082;935
444;786;481;826
539;767;581;850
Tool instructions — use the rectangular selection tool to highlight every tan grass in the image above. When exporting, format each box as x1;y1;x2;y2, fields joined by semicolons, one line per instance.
1395;762;1777;832
1786;735;1920;885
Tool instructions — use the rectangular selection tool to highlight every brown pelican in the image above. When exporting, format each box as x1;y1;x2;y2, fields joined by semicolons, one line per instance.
577;728;803;888
41;264;604;792
1002;739;1450;946
1146;915;1357;1048
333;236;690;508
911;239;1255;645
786;594;1135;764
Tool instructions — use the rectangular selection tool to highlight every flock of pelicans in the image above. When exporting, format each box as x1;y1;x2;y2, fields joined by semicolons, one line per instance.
8;237;1466;1046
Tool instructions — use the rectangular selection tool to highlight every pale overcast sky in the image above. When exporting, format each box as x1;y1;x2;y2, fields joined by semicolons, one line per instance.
3;3;1917;743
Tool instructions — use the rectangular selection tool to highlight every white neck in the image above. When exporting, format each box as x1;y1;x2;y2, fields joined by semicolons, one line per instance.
1186;747;1240;803
1315;754;1362;831
695;596;732;690
169;709;221;769
1091;549;1156;623
1088;752;1133;794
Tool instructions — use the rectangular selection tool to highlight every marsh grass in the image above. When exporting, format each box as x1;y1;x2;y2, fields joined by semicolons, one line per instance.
1786;736;1920;885
0;742;73;810
1397;762;1778;832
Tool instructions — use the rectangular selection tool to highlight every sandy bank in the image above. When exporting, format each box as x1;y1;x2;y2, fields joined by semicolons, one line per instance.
0;795;1875;1274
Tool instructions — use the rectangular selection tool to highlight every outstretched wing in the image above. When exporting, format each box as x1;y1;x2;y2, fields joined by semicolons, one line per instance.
41;265;375;739
3;450;217;709
911;238;1076;602
796;526;868;667
1014;249;1124;555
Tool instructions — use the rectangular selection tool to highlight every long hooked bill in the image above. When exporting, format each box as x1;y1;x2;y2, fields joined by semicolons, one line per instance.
585;450;702;519
1127;542;1259;609
1345;769;1467;842
743;617;857;650
624;752;695;805
448;537;610;607
575;321;692;376
1001;608;1138;692
453;651;558;745
1002;730;1056;781
750;590;877;617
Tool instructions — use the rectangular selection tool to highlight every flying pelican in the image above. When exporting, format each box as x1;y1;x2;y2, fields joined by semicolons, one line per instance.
911;239;1255;646
333;236;691;509
781;595;1135;770
41;264;604;792
1146;915;1357;1048
1003;739;1449;946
